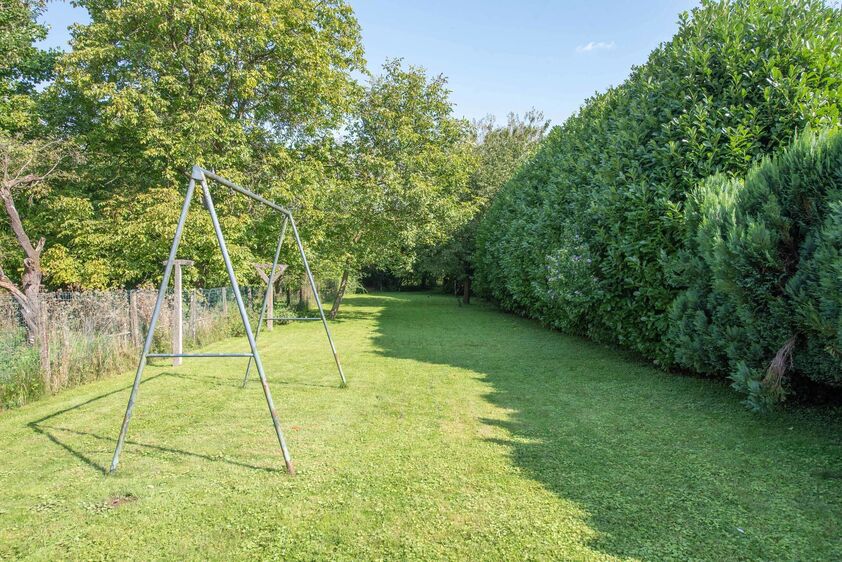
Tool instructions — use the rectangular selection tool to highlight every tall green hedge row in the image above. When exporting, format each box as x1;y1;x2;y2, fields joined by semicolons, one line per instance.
474;0;842;405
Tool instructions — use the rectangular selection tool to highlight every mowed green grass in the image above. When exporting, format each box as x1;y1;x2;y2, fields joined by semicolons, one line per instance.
0;293;840;561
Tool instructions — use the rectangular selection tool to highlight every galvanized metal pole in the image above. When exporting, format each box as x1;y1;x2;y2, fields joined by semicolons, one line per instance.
289;216;347;387
202;168;292;215
109;176;197;474
199;173;294;474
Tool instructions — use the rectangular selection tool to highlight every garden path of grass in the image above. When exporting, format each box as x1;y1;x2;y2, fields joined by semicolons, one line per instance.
0;293;840;560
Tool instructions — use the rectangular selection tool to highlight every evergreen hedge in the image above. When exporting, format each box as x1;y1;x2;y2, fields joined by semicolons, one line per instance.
474;0;842;404
670;130;842;408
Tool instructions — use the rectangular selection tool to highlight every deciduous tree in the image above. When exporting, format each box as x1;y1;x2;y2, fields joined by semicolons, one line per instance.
415;110;548;303
0;0;56;132
322;59;474;317
0;135;75;389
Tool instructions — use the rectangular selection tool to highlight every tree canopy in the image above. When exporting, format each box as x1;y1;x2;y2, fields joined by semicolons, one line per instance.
1;2;485;297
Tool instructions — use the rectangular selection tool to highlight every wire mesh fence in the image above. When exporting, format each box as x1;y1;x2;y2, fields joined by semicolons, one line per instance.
0;277;342;410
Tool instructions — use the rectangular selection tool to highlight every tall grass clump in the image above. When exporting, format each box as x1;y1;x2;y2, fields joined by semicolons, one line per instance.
474;0;842;404
0;329;41;410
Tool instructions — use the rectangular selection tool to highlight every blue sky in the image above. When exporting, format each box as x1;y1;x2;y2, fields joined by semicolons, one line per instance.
39;0;699;127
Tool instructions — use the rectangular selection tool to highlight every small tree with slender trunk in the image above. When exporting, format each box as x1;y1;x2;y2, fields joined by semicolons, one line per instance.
0;135;70;389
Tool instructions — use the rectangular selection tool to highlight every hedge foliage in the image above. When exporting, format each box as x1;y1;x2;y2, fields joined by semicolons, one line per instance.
474;0;842;403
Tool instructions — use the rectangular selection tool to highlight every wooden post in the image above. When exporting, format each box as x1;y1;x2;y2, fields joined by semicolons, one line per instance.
254;263;287;331
173;265;183;366
221;288;228;315
189;289;197;341
266;282;273;330
39;296;51;392
164;259;194;366
129;290;140;346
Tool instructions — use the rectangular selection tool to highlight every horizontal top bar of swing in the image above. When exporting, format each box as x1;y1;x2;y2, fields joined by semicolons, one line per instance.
146;353;254;358
199;168;292;217
268;317;322;321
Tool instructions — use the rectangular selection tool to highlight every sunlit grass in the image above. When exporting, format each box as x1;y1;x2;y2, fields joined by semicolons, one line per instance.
0;293;839;560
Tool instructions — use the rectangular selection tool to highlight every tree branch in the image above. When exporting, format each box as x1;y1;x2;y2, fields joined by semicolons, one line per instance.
0;186;38;258
0;265;27;304
4;173;40;190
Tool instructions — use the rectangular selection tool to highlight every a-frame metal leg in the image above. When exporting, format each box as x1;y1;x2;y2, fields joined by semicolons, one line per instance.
289;216;347;387
109;176;197;474
200;174;295;474
242;217;288;387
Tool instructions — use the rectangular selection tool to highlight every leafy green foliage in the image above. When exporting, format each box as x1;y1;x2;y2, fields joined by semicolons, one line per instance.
314;59;475;288
24;0;366;289
670;129;842;408
52;0;365;190
10;9;476;296
475;0;842;377
0;327;40;409
0;0;57;133
413;111;549;289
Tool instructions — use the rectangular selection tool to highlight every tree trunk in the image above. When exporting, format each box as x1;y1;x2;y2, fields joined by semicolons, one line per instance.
329;268;350;320
19;271;43;345
0;187;44;346
38;295;51;391
462;276;472;305
0;140;68;391
298;277;312;311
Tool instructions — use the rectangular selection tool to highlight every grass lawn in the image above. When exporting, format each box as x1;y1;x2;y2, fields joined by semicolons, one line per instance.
0;293;840;560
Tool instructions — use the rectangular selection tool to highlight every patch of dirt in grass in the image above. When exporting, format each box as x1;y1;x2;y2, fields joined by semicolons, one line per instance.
105;494;137;508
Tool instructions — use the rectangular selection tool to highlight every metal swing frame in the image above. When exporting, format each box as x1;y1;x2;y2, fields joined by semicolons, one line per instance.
109;165;345;476
241;211;345;388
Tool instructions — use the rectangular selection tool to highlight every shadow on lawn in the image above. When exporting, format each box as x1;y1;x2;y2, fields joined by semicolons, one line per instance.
365;293;842;559
27;371;280;475
166;371;337;390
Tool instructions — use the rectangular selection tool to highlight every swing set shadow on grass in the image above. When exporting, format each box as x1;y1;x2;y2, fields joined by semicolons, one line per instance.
26;371;282;475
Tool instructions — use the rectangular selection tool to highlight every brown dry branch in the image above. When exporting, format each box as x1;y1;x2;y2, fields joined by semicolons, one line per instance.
761;335;798;400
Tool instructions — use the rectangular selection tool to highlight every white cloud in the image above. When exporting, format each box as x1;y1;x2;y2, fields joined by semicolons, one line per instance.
576;41;615;53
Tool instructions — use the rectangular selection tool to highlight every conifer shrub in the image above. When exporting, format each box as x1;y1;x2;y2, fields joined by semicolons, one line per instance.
670;129;842;408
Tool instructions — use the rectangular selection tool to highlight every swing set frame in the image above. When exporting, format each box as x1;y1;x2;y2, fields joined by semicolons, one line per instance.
109;165;345;476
